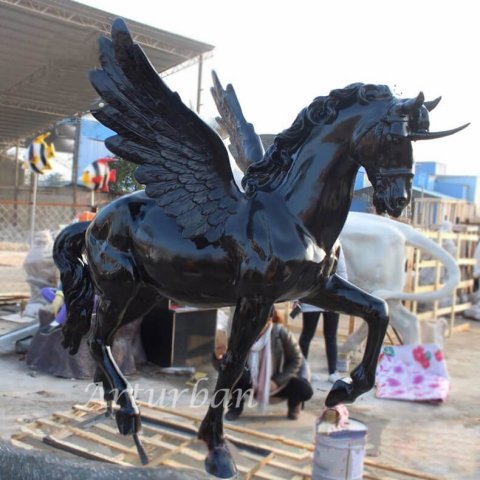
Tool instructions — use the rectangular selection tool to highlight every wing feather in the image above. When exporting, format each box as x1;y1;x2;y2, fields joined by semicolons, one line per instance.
89;19;242;242
210;71;265;173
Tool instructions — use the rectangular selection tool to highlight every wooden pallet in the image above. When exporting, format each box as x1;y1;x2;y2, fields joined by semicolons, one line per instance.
11;400;441;480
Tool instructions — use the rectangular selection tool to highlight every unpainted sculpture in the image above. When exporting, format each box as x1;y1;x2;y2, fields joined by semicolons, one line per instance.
339;212;460;351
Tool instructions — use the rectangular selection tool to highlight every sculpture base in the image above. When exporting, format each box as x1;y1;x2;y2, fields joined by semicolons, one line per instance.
26;309;145;379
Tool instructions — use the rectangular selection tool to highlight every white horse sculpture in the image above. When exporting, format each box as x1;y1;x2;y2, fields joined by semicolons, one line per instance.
339;212;460;352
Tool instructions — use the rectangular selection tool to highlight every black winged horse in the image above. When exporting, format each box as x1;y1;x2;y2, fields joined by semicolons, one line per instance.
53;19;468;478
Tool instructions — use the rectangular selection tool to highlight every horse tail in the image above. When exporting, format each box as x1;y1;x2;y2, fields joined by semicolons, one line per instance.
372;222;460;302
53;221;95;354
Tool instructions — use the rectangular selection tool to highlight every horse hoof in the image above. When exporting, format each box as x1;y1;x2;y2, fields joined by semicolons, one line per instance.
205;445;238;479
115;408;141;435
325;379;356;407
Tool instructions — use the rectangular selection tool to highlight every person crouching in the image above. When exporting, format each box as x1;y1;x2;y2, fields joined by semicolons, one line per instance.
214;307;313;421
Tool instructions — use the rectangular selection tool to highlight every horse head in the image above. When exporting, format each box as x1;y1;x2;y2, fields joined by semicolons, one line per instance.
351;90;468;217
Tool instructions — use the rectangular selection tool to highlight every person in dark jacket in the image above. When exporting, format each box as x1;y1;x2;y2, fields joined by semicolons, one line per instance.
297;242;348;383
214;308;313;421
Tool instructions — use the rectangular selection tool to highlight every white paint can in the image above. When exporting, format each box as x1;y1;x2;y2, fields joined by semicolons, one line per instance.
312;409;367;480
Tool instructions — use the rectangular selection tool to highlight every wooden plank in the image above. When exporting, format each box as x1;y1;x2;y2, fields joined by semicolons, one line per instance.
20;425;48;439
13;400;449;480
457;258;476;266
135;401;315;452
451;322;471;333
416;302;472;321
90;400;312;464
243;451;311;476
73;403;105;414
10;436;36;451
364;471;397;480
160;459;200;471
364;458;443;480
146;440;193;468
418;259;438;268
457;279;474;289
402;225;479;337
35;417;138;456
0;293;29;300
42;435;131;466
140;410;310;461
245;452;275;480
70;411;199;464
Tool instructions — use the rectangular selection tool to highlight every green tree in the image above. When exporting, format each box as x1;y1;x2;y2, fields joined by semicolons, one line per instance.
109;158;144;194
40;172;66;187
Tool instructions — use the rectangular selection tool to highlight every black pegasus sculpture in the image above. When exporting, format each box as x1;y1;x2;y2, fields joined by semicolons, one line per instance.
53;18;468;478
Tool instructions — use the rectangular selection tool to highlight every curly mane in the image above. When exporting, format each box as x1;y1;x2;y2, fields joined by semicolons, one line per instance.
241;83;393;194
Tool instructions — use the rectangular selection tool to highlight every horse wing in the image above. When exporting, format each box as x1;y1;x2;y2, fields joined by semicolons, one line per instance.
210;71;264;173
89;19;242;243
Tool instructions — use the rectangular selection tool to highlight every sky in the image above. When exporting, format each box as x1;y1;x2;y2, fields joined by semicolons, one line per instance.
77;0;478;175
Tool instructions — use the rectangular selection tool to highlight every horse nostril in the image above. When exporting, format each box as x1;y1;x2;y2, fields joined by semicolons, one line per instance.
397;196;408;208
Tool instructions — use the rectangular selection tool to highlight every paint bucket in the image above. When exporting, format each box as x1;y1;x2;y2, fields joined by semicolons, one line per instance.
312;408;367;480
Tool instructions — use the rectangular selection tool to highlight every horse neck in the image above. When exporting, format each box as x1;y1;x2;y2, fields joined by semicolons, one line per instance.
280;131;359;251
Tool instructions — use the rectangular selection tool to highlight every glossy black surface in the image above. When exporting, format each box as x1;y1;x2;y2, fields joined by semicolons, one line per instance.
53;18;468;478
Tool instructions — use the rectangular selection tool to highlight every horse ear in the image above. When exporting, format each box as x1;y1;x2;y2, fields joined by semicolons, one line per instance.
424;96;441;112
400;92;425;114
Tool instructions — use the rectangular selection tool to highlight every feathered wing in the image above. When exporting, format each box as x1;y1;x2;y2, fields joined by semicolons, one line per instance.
210;71;264;173
89;19;242;243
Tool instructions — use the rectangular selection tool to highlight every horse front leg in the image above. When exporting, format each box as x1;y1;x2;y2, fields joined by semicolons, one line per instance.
198;297;273;478
303;274;389;407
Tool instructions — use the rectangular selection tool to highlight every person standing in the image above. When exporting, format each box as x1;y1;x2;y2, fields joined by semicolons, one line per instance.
297;243;348;383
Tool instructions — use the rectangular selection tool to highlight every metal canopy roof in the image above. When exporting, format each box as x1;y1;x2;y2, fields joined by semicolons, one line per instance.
0;0;214;148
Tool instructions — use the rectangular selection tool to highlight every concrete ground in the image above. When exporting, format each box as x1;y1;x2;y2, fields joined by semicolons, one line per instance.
0;315;479;479
0;249;29;298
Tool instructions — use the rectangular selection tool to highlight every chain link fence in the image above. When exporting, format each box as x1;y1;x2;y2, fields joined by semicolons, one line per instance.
0;201;81;244
0;151;118;298
0;201;85;300
0;195;113;299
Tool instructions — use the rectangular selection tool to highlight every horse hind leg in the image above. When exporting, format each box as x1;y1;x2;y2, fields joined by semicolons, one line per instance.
198;297;273;478
89;296;140;433
89;288;160;466
89;284;160;432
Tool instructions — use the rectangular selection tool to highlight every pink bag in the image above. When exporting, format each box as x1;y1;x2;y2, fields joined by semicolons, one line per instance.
375;344;450;403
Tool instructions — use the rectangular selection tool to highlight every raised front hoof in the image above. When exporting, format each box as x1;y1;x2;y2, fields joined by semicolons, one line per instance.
205;445;238;479
325;379;358;407
115;408;141;435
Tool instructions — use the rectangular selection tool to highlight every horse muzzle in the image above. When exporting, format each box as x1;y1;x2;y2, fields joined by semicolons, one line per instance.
373;187;410;218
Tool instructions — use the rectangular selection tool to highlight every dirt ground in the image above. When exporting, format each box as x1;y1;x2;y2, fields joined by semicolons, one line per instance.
0;317;479;479
0;249;479;479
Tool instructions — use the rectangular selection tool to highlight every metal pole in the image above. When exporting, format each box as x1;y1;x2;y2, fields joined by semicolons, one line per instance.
196;54;204;114
13;140;20;226
72;117;81;215
29;173;38;245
